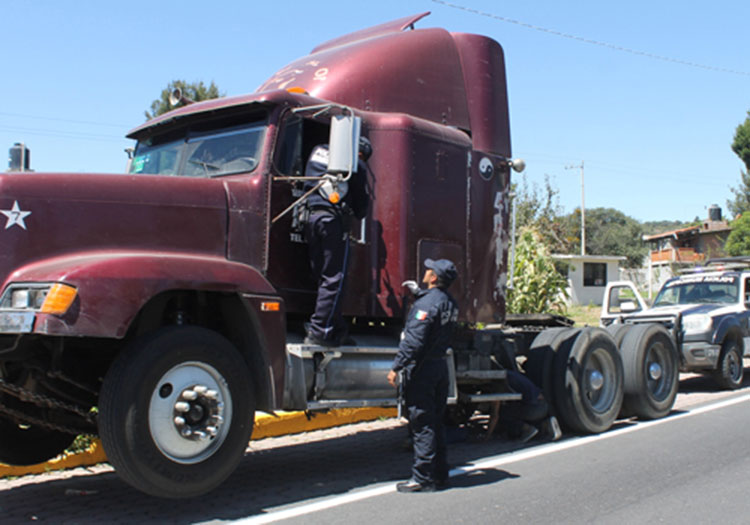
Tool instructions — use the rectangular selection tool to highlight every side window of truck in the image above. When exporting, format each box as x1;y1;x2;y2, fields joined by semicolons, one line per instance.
275;116;303;176
745;278;750;304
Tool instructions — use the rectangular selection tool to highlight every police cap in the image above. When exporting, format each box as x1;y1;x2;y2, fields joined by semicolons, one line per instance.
424;258;457;285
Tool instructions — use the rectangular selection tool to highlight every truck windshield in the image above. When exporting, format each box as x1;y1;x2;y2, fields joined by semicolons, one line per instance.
129;121;266;177
653;276;739;306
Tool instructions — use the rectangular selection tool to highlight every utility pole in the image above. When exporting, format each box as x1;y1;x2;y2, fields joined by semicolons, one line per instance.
565;161;585;256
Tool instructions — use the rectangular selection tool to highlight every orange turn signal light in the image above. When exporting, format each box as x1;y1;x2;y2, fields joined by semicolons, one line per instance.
261;301;281;312
40;283;77;315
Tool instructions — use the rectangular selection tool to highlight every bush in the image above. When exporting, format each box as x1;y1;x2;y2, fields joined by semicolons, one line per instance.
507;228;569;315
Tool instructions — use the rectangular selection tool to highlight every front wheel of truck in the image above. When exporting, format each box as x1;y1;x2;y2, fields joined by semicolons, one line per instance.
714;339;744;390
99;326;255;498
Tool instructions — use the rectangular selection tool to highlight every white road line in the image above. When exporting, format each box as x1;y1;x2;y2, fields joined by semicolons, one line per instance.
230;394;750;525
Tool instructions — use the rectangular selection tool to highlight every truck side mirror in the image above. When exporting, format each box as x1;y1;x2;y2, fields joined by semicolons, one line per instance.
327;114;361;175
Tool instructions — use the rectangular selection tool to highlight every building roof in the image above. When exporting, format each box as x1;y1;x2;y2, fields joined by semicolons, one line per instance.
642;220;731;242
551;254;626;262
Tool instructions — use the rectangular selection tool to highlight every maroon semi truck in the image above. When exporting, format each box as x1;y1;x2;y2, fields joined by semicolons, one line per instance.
0;13;679;498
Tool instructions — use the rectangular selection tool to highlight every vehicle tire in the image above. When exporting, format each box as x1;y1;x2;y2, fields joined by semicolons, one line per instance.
524;327;581;424
620;324;679;420
714;338;744;390
524;327;575;390
605;323;631;348
99;326;255;498
551;327;624;434
0;419;76;465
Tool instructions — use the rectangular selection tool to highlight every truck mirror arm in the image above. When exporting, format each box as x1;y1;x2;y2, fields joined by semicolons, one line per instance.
271;177;328;224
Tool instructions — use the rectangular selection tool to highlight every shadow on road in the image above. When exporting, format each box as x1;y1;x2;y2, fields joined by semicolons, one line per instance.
679;367;750;394
448;468;520;490
0;422;530;524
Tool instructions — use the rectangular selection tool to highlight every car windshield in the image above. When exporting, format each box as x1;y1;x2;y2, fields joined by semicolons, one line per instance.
129;119;266;178
653;275;739;306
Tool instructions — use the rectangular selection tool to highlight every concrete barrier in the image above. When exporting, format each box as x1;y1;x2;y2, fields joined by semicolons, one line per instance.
0;407;397;478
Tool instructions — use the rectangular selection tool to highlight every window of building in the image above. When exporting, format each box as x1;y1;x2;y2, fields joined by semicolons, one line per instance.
583;262;607;287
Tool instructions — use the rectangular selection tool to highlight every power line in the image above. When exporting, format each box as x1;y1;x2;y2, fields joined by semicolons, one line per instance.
431;0;750;77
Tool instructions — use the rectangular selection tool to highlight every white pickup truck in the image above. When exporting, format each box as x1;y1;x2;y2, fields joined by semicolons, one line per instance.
601;260;750;390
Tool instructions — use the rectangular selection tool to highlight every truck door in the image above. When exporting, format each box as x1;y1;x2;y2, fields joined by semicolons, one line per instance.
600;280;648;326
265;114;372;318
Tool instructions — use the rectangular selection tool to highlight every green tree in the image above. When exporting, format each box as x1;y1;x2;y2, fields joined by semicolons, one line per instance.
512;174;577;254
727;110;750;217
580;207;647;268
507;227;569;315
725;212;750;256
145;80;223;120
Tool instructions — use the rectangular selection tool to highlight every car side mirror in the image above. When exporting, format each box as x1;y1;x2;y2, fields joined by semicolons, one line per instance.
619;300;640;313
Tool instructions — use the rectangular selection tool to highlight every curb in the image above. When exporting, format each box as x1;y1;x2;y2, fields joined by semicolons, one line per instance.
0;407;397;478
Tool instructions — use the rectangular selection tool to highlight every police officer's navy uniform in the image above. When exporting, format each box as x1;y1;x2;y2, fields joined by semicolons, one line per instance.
304;144;369;346
392;260;458;491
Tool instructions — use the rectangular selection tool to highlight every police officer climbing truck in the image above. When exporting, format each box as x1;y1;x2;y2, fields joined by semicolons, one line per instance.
388;259;459;492
303;137;371;347
0;12;680;499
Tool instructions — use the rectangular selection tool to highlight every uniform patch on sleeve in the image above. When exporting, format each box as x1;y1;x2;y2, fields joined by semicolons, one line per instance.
310;146;329;166
415;310;428;321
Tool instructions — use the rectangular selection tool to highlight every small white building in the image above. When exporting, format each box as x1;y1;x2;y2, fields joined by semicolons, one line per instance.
552;254;626;306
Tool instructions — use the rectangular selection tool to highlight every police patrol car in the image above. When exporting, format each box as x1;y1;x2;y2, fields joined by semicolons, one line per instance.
601;258;750;390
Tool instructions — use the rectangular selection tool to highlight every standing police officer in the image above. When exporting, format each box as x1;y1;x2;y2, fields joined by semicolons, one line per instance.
303;137;371;347
387;258;459;492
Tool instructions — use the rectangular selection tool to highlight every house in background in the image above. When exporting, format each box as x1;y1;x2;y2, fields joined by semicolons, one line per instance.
642;204;731;296
552;254;626;306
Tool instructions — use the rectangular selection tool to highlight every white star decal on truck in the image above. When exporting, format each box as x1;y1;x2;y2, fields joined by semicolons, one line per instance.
1;201;31;230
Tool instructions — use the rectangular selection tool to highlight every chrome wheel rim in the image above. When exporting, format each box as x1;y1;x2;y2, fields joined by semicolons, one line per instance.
585;347;618;414
148;361;232;464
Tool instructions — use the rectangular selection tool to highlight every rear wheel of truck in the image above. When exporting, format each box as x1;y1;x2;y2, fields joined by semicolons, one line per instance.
714;339;744;390
620;324;679;420
524;327;579;403
551;327;624;434
99;326;255;498
605;323;631;348
0;419;76;466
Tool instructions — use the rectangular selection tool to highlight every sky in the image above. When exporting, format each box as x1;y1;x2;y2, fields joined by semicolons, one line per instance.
1;0;748;223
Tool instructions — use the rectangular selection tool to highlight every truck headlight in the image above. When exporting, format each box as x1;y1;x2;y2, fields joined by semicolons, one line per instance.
1;283;77;314
683;314;712;334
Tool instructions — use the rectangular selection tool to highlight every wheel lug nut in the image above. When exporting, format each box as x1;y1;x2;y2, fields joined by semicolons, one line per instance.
181;428;192;437
193;430;206;439
205;389;219;400
182;390;198;401
194;385;208;394
175;401;190;412
206;426;217;437
174;416;186;427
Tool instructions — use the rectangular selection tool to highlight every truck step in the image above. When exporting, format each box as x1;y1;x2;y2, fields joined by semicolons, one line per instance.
455;370;508;381
306;399;398;409
460;392;523;403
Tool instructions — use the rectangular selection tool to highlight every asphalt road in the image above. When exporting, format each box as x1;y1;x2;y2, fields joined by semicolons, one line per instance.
2;373;749;524
267;387;750;525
